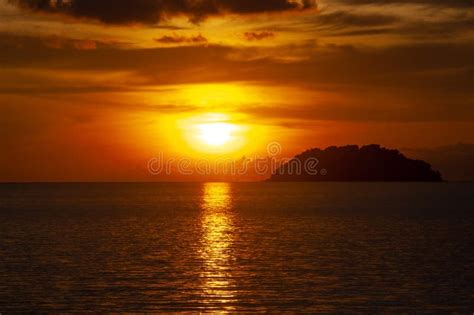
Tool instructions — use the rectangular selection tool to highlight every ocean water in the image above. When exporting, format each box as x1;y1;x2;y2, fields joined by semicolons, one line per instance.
0;182;473;312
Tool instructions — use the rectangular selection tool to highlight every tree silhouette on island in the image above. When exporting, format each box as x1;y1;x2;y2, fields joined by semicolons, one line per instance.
269;145;443;182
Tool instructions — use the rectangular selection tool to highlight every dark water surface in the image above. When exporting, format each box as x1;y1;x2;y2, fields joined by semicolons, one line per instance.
0;182;473;312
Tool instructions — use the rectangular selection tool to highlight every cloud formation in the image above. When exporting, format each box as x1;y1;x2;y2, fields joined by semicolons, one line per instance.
311;11;473;39
244;31;275;41
9;0;317;24
1;31;472;123
155;34;207;44
336;0;474;7
314;11;399;28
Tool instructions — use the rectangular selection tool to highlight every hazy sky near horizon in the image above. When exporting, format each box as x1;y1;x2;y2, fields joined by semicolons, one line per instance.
0;0;473;181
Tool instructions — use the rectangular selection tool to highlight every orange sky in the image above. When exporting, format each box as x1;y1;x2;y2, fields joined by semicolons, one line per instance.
0;0;473;181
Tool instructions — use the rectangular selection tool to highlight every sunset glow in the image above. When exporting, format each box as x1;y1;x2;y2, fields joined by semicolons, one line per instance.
1;0;474;312
0;0;472;182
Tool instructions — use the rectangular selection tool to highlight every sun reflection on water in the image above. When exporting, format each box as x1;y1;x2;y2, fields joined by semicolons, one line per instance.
199;182;237;310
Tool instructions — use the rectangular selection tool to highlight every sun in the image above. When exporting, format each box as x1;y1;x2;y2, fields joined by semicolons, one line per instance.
198;123;235;146
173;112;262;156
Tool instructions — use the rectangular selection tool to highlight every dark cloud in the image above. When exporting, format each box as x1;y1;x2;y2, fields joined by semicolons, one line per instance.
244;31;275;41
9;0;317;24
242;95;474;123
299;9;473;39
0;32;121;52
155;33;207;44
0;86;125;94
335;0;474;7
2;34;473;88
314;11;399;28
329;15;474;38
332;28;394;36
1;32;473;122
399;17;474;38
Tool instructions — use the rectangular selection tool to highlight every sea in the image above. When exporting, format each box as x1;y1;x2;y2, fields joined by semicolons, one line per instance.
0;182;472;312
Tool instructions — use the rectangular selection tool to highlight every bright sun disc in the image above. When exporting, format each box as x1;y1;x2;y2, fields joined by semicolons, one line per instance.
198;123;234;146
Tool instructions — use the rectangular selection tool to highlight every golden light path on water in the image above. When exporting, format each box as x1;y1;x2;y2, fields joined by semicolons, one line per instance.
199;183;237;311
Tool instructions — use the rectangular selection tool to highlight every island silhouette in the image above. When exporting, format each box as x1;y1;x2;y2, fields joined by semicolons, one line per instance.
269;145;443;182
